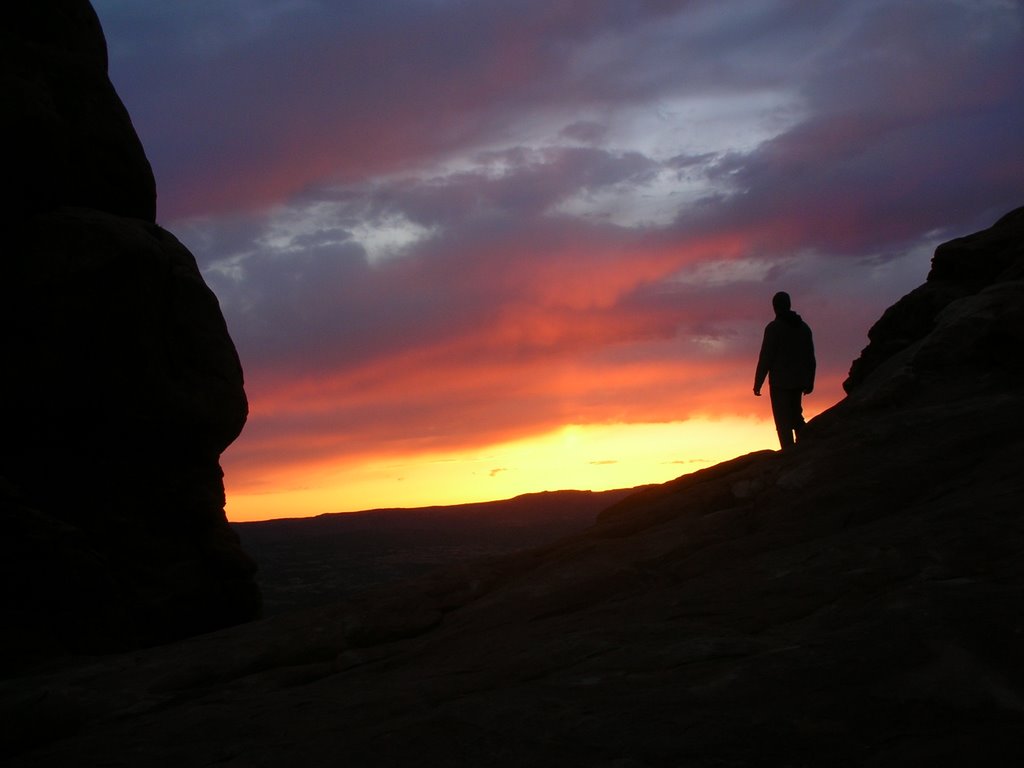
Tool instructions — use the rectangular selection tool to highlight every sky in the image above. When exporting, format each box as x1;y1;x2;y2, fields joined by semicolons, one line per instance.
92;0;1024;522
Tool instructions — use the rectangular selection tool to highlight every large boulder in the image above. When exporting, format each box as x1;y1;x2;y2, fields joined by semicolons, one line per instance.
0;2;259;665
1;1;156;222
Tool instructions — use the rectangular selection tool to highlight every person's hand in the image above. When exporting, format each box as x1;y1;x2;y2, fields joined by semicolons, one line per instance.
753;387;761;397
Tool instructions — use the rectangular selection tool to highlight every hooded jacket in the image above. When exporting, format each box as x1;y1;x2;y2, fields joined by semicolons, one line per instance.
754;309;816;391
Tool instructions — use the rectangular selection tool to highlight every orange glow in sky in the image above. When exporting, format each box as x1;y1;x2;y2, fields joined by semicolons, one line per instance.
91;2;1023;523
221;349;841;522
225;416;778;522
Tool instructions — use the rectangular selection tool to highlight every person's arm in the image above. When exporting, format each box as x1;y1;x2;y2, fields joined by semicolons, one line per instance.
753;323;775;396
804;324;816;395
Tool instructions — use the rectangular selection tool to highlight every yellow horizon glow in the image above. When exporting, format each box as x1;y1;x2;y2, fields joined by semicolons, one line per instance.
224;415;778;522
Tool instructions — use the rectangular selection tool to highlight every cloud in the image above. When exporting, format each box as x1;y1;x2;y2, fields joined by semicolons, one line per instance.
91;0;1024;502
101;0;815;218
670;0;1024;254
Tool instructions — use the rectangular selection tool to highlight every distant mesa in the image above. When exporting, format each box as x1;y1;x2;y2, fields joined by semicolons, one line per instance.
1;1;259;666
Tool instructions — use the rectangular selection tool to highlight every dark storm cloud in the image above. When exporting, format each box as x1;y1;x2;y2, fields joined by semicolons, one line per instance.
97;0;703;218
674;0;1024;253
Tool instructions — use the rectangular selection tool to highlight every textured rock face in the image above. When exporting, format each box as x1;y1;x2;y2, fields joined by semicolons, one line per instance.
843;206;1024;394
3;208;1021;766
2;2;156;222
0;2;258;662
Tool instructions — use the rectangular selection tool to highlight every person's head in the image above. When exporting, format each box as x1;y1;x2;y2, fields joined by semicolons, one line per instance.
772;291;791;315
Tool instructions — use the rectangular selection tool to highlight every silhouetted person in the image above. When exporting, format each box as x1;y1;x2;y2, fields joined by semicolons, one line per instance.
754;291;815;450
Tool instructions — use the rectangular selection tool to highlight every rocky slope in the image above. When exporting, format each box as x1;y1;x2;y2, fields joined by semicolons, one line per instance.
236;489;639;615
2;207;1022;766
1;1;259;663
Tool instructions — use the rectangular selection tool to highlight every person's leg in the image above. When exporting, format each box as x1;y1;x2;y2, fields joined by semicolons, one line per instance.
792;393;806;441
770;386;800;449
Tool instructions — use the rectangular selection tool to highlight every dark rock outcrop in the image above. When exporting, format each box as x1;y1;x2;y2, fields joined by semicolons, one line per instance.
2;207;1021;766
842;205;1024;394
0;1;258;665
2;1;156;222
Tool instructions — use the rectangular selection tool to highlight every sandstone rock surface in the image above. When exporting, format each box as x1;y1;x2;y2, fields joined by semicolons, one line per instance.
0;1;258;663
2;1;156;222
3;208;1022;766
843;206;1024;394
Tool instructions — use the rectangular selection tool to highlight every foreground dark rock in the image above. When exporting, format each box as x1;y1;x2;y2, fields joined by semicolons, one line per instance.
0;1;258;663
3;207;1022;766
